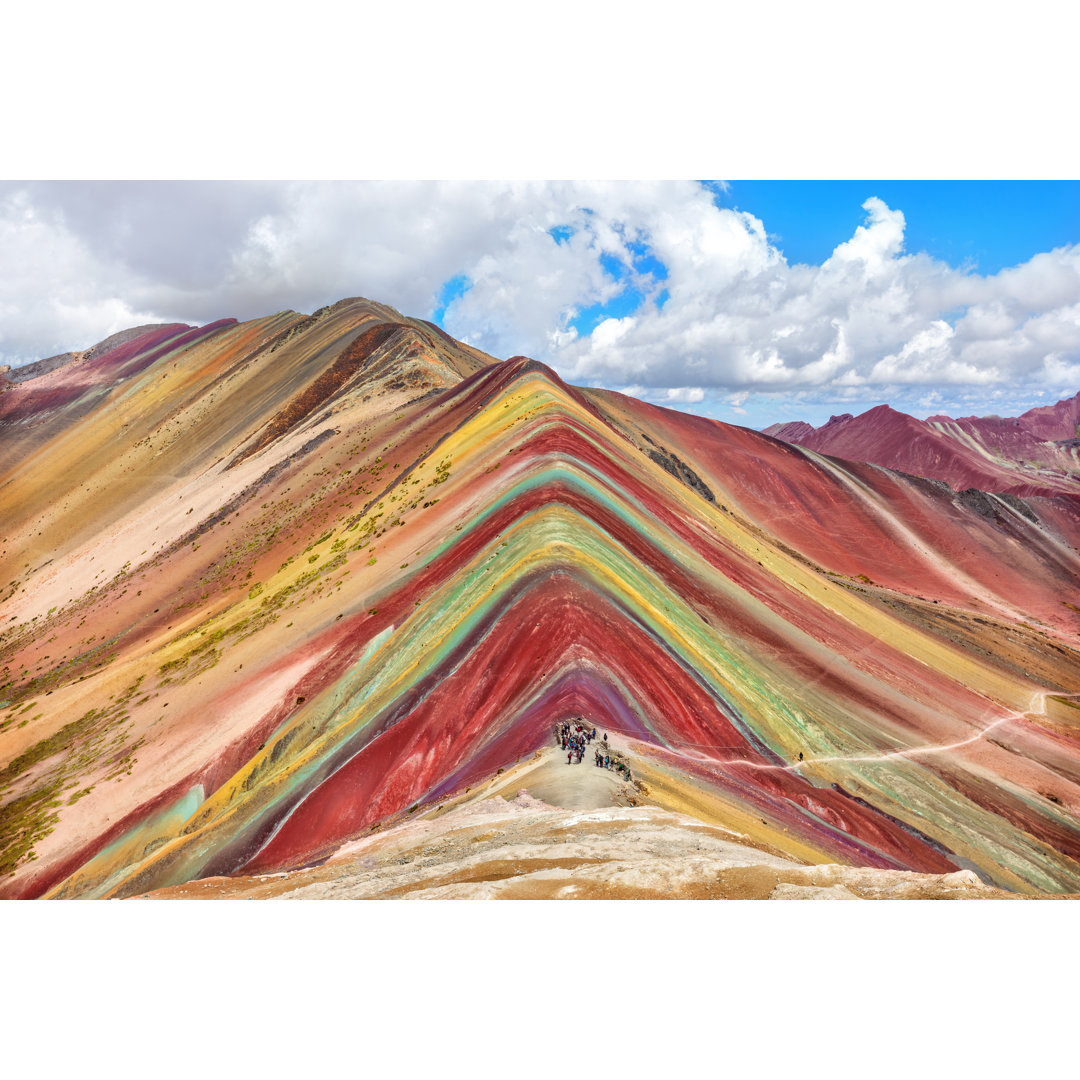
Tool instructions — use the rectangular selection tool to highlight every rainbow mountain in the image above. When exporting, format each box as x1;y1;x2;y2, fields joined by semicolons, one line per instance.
3;297;1080;899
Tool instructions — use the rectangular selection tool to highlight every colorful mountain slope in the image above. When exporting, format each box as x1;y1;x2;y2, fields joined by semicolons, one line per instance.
764;395;1080;497
3;298;1080;899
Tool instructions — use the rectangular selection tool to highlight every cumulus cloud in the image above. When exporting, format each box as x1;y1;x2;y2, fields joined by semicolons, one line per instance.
825;196;906;271
662;387;705;404
0;187;163;359
549;193;1080;414
1;181;1078;429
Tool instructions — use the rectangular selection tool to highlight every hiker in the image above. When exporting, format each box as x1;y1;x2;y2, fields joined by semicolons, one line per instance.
567;750;573;765
603;732;608;744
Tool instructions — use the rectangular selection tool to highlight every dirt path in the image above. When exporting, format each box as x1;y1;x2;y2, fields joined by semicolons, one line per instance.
479;743;638;810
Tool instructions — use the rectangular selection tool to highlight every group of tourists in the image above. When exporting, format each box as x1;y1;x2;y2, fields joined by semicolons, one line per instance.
555;718;599;764
595;747;631;782
553;719;630;781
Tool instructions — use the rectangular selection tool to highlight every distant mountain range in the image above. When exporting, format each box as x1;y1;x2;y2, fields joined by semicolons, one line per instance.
764;394;1080;497
3;299;1080;899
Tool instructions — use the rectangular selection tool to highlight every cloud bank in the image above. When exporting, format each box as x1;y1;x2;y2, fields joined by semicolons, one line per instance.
2;180;1077;426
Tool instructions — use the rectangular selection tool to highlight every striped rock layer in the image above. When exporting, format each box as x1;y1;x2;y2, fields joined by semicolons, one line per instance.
2;297;1080;898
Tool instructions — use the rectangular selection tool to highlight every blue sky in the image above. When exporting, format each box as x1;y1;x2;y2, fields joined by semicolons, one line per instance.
717;181;1080;274
563;242;669;337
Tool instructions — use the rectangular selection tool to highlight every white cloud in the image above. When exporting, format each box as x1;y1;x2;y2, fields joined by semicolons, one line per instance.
1041;352;1080;387
1;181;1078;428
663;387;705;403
824;197;906;272
549;192;1080;410
0;187;163;360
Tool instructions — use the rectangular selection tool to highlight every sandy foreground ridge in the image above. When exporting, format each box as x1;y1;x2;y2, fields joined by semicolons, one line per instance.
140;742;1025;900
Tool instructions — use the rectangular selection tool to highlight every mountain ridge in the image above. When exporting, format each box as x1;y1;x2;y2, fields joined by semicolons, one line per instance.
3;298;1080;899
764;393;1080;497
